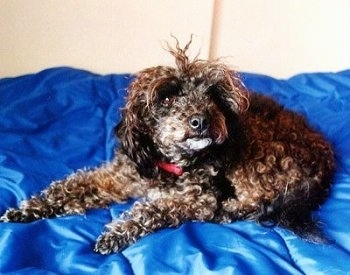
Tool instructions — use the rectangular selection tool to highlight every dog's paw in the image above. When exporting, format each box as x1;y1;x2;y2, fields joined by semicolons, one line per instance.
0;208;40;223
94;230;129;254
94;220;144;254
1;208;26;222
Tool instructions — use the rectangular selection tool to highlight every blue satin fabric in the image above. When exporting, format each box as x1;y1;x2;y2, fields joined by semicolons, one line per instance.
1;68;350;274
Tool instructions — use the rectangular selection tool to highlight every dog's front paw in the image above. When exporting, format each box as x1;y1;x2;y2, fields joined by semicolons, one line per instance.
0;208;48;223
1;208;28;222
94;220;144;254
94;230;129;254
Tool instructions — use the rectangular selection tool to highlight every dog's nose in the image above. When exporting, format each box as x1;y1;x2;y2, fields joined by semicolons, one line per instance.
189;115;209;132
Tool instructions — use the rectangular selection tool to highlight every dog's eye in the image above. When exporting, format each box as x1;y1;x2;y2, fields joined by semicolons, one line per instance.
157;83;180;107
161;96;175;107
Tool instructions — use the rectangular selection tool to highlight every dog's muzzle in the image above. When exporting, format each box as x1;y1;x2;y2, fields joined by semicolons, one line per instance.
184;114;213;152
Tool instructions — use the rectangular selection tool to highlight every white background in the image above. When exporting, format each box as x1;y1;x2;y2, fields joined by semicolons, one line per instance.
1;0;349;78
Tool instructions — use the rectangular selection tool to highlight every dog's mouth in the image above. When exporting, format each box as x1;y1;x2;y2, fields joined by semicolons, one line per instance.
178;137;213;153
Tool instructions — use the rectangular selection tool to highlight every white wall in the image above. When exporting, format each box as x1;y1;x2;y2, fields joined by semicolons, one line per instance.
1;0;349;78
0;0;213;77
214;0;350;77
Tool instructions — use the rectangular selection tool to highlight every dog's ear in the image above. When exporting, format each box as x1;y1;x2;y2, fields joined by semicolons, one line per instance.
115;67;177;178
207;70;249;136
209;70;249;114
114;71;162;178
207;70;249;163
116;120;158;178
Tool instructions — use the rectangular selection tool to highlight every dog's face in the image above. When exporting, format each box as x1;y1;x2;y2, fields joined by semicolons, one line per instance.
147;77;229;161
117;42;249;177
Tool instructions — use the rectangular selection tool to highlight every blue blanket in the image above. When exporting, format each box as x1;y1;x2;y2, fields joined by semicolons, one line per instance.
1;68;350;274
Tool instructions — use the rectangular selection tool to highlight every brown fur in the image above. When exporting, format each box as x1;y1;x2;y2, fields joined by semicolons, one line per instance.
0;39;335;254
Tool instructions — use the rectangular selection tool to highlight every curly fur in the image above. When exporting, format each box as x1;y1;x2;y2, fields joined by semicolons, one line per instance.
0;38;335;254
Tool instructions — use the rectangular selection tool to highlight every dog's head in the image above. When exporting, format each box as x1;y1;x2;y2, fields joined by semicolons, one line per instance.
117;39;249;178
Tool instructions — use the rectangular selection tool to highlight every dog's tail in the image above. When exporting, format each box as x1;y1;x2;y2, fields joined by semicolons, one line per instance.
278;206;330;243
258;195;332;244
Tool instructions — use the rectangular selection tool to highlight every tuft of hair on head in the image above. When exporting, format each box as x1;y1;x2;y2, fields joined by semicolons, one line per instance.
164;35;250;114
166;34;200;74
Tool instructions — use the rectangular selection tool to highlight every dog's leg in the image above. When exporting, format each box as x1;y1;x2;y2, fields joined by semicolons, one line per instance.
94;194;217;254
0;154;145;222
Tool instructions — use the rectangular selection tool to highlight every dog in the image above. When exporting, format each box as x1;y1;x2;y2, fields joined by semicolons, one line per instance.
0;39;335;254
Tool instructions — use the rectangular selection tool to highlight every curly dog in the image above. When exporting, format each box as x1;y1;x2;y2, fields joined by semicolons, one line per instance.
1;39;335;254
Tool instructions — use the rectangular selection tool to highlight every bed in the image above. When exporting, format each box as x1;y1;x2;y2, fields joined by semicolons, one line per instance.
1;67;350;274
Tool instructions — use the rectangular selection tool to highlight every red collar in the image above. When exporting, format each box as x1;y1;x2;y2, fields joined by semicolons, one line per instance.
157;161;184;176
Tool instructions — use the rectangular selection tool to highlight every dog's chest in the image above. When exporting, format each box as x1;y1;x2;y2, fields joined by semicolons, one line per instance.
145;166;221;201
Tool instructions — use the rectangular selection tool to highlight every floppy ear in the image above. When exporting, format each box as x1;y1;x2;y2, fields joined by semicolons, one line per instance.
211;70;249;114
113;70;162;178
207;69;249;128
116;119;158;178
207;70;249;163
115;66;178;178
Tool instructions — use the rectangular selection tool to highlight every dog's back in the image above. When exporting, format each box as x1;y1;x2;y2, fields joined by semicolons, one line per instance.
222;92;335;242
